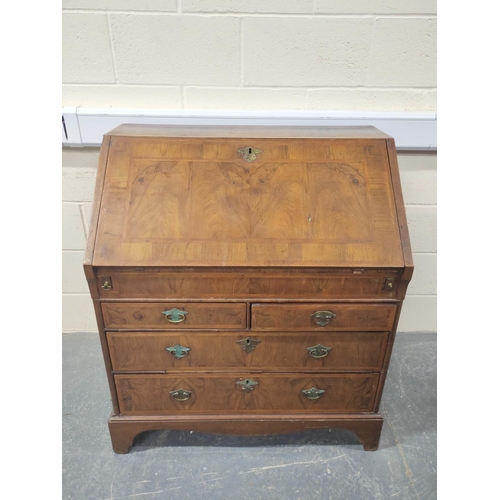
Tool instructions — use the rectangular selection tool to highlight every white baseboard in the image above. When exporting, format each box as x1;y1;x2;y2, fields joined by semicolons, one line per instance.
62;108;437;151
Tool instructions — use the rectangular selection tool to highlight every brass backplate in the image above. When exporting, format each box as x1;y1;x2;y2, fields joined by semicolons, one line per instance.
100;276;113;290
302;387;326;400
169;388;193;401
165;344;191;359
311;311;336;327
162;308;188;323
307;344;332;358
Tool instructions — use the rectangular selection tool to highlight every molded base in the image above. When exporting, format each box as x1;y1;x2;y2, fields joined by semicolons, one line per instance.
108;413;384;453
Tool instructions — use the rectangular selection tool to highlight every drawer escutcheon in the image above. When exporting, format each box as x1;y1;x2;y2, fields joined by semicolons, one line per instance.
236;378;259;392
236;337;261;353
237;146;262;162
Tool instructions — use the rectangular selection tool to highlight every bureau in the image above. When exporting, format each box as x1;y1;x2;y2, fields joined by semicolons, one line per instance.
84;124;413;453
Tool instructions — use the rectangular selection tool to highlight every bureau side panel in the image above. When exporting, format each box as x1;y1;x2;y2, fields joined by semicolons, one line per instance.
84;134;112;270
372;301;404;412
386;139;414;299
90;295;121;415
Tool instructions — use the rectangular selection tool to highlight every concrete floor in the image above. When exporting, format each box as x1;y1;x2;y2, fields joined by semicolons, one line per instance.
62;332;436;500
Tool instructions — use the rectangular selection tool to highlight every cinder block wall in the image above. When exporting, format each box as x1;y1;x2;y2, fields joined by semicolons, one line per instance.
62;1;437;332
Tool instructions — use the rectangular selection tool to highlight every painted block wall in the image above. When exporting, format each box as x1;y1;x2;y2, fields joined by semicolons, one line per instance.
62;2;436;332
62;1;436;111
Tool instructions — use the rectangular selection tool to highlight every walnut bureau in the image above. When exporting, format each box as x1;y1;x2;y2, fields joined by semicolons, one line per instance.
84;124;413;453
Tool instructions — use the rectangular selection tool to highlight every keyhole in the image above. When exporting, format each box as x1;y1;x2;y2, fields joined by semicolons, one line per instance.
246;339;250;344
248;148;252;154
245;379;250;384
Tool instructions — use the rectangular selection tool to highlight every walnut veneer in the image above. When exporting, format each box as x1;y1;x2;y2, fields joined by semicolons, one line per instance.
84;125;412;453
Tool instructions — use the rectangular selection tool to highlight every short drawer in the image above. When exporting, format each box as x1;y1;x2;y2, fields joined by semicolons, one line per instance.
115;373;380;415
101;302;247;330
251;303;397;331
107;331;388;372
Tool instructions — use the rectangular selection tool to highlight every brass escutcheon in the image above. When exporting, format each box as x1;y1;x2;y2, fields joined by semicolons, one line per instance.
169;389;193;402
165;344;191;359
307;344;332;358
162;308;188;324
236;337;261;353
311;311;336;327
302;387;326;400
236;378;259;392
237;147;263;162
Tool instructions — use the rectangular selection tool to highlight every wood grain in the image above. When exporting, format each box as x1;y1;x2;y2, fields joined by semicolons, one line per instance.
84;125;413;453
386;138;414;301
95;268;401;299
101;302;247;330
83;134;112;267
107;331;389;372
115;373;380;415
106;124;392;139
153;159;371;242
108;413;384;453
92;135;403;267
251;303;396;331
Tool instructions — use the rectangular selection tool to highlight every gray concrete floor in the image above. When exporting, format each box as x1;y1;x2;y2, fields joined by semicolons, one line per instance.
63;332;436;500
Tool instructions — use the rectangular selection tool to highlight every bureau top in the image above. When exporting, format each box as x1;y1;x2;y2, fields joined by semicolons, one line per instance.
86;125;411;269
106;124;393;140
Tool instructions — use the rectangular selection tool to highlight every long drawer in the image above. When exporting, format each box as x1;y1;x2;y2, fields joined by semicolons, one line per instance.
115;373;380;415
101;302;247;330
95;268;400;299
251;303;397;331
107;331;388;371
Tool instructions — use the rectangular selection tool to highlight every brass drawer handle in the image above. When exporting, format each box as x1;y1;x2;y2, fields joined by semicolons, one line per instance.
307;344;332;358
101;280;112;290
165;344;191;359
100;276;112;290
302;387;326;400
236;378;259;392
236;337;261;353
169;389;193;402
162;308;188;324
311;311;336;327
384;277;396;291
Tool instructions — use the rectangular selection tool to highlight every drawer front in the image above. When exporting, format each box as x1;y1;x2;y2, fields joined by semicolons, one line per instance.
251;303;397;331
101;303;247;330
115;373;380;415
108;331;388;371
95;269;400;300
